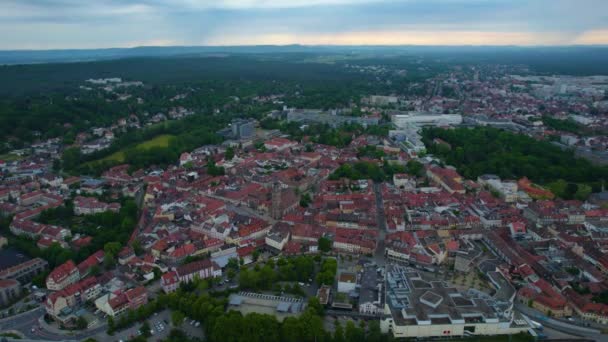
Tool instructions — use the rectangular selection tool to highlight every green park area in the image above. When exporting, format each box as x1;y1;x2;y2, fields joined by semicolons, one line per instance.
93;134;175;164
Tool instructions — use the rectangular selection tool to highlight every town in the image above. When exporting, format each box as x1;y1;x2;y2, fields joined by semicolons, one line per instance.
1;55;608;342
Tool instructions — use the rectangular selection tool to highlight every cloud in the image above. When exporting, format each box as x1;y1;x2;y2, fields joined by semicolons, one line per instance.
0;0;607;49
573;29;608;45
204;30;569;46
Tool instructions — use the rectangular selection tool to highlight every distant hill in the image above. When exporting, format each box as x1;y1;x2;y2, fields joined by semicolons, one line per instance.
2;45;608;68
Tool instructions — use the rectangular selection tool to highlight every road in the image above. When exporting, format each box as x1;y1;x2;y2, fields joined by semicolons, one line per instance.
0;306;108;341
373;183;387;266
514;303;605;341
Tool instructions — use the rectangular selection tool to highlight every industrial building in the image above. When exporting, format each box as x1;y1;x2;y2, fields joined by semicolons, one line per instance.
391;112;462;128
286;109;380;127
381;265;529;338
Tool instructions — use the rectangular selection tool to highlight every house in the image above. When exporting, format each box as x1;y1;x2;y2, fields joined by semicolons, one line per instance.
45;276;102;322
77;250;105;276
264;138;297;151
426;166;465;194
46;260;80;291
161;271;180;293
265;227;290;251
0;279;21;306
0;258;48;284
161;259;221;293
95;286;148;317
118;247;135;265
73;196;121;215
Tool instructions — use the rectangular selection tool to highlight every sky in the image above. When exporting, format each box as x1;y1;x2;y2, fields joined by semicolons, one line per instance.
1;0;608;49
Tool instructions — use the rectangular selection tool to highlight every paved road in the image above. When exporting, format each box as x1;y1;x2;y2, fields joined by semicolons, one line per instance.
373;183;387;266
514;303;605;340
0;306;109;341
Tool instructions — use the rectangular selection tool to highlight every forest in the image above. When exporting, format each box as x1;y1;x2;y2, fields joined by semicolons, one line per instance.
422;127;608;198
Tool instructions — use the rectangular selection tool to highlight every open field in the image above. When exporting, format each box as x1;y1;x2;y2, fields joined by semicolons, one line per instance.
91;134;175;164
0;153;24;162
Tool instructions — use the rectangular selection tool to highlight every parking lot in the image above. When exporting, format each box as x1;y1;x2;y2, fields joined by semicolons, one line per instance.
105;310;172;342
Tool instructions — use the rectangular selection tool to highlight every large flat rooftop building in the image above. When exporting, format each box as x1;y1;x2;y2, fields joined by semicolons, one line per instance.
391;112;462;128
381;265;528;338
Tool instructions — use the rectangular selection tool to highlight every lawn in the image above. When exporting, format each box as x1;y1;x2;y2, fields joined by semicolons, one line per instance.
0;152;24;162
91;134;175;164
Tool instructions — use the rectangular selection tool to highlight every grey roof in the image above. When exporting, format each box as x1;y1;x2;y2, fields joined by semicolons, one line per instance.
229;295;243;306
276;302;291;312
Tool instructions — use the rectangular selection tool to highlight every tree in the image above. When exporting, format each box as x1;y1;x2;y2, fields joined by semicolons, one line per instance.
406;160;424;177
76;316;88;330
225;146;235;160
318;237;332;253
103;253;116;269
226;257;239;270
227;269;236;280
345;320;365;342
171;310;186;327
333;321;345;342
575;184;592;200
107;316;115;334
62;147;82;170
104;241;121;256
299;193;312;207
307;297;324;316
141;321;152;337
131;240;144;256
89;264;101;276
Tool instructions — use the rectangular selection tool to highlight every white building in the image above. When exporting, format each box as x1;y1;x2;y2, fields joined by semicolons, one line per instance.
381;265;529;339
392;112;462;128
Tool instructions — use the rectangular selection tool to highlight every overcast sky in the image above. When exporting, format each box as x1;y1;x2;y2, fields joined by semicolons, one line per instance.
1;0;607;49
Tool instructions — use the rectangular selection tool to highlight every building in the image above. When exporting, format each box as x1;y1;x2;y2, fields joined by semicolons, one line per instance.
95;286;148;317
0;279;21;306
381;265;529;338
337;272;357;293
392;112;462;128
161;259;221;293
45;276;102;323
359;266;383;315
46;260;80;291
0;257;48;284
228;292;305;322
231;119;256;139
73;196;121;215
286;109;380;128
265;229;290;251
366;95;399;106
426;166;465;194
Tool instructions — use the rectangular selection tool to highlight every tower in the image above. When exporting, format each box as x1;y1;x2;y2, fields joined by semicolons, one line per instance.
271;179;282;220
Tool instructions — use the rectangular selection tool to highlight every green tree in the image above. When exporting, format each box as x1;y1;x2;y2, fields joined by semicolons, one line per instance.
76;316;88;330
141;321;151;337
171;310;185;327
318;237;332;253
307;296;324;316
104;241;122;256
225;146;235;160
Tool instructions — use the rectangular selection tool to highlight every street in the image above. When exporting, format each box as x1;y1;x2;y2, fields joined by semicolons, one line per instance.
373;182;387;266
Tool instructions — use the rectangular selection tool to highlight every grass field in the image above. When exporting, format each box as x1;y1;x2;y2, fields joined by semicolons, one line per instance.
92;134;175;164
0;153;24;162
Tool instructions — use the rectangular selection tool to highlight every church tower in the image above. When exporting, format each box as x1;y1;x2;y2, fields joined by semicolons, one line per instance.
271;179;282;220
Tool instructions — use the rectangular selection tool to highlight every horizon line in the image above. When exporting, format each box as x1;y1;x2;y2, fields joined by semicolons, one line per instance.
2;43;608;53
